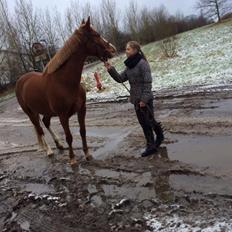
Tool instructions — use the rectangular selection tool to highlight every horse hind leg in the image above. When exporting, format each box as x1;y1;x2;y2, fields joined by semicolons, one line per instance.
59;115;77;165
42;116;64;150
78;106;92;161
27;112;54;156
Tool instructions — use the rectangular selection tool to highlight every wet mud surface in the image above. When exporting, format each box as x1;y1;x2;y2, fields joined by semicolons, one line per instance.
1;88;232;231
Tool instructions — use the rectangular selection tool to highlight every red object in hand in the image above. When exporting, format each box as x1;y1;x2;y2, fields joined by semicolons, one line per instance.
94;72;102;90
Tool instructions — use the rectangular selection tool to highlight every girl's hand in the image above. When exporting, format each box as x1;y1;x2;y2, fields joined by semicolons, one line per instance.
139;101;146;107
104;61;112;70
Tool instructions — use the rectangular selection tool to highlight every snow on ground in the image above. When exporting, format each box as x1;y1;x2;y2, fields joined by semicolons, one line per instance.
144;213;232;232
83;19;232;101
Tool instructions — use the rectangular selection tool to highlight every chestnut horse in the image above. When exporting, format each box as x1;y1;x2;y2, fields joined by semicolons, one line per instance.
15;17;116;165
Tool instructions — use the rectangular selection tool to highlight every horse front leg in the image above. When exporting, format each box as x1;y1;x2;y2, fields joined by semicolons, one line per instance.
77;106;92;161
42;115;64;150
59;115;77;165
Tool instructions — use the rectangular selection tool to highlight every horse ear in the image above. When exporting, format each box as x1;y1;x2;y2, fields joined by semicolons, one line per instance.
85;16;91;30
81;19;85;25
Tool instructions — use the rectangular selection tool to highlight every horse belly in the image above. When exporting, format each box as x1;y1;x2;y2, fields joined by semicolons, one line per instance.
25;93;51;115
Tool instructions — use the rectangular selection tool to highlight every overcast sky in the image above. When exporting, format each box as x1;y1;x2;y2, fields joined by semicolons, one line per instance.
8;0;199;16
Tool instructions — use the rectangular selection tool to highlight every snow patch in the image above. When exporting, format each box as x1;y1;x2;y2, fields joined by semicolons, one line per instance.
82;20;232;102
145;213;232;232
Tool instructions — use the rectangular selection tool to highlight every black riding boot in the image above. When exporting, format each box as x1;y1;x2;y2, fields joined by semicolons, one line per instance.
135;100;159;157
140;100;164;148
152;120;164;147
141;127;157;157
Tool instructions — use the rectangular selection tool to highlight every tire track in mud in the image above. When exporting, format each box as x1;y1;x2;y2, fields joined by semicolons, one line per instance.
4;208;80;232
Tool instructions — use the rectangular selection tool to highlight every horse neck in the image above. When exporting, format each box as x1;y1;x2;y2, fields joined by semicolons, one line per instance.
57;46;87;88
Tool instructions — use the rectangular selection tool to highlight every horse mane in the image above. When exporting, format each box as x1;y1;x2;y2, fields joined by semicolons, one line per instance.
43;30;81;74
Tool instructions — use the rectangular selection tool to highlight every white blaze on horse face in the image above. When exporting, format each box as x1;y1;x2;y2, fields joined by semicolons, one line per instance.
102;37;116;51
102;37;108;43
110;43;116;51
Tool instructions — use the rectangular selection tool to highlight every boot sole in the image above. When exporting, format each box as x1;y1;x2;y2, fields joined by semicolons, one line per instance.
141;149;158;157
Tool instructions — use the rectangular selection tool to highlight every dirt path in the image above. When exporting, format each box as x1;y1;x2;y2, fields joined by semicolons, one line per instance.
1;87;232;231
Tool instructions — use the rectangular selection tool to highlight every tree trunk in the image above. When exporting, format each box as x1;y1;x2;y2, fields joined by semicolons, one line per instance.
215;0;221;22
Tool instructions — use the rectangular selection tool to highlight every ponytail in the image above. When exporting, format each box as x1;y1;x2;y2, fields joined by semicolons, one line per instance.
138;48;147;61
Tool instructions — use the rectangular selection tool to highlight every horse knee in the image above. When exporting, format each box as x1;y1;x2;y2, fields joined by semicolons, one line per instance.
33;123;44;136
42;116;50;129
80;128;86;138
65;133;73;146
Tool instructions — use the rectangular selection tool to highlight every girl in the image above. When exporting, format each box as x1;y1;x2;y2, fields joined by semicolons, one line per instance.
104;41;164;157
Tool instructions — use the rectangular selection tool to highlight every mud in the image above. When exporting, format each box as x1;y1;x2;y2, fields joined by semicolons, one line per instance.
1;86;232;231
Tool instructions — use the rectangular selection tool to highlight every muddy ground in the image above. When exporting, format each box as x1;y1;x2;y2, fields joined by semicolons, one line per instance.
0;86;232;231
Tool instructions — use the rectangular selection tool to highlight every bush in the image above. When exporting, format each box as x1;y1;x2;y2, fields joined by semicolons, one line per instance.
160;36;178;58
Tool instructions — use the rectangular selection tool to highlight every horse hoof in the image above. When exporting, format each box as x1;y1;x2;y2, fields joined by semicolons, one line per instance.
57;144;65;150
47;151;54;157
85;155;93;161
69;158;77;166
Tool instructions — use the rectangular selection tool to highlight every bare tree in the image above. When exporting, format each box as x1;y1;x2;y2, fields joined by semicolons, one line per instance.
13;0;47;71
41;9;60;55
54;8;66;44
65;6;77;36
64;0;88;37
196;0;231;22
150;6;173;41
0;0;28;81
125;3;174;44
0;10;6;65
79;1;103;34
125;1;140;41
100;0;121;47
0;0;212;86
138;7;154;43
0;12;7;89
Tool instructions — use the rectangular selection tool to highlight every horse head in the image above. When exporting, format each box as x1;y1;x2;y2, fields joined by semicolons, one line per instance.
79;17;116;62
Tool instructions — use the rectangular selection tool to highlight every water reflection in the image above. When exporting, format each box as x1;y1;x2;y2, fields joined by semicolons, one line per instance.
153;147;175;203
81;146;175;204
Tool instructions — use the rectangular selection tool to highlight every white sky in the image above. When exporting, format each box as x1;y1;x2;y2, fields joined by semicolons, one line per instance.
8;0;198;16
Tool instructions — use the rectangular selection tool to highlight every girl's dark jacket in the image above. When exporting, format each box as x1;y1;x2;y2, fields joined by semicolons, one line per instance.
107;58;154;105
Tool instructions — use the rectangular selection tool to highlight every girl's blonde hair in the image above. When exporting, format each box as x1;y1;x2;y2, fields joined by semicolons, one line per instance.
127;41;147;61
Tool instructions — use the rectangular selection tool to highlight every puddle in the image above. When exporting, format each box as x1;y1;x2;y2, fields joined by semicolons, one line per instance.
167;134;232;172
170;174;232;196
95;169;138;180
97;167;232;202
88;127;131;159
86;127;127;137
102;184;156;201
192;98;232;117
95;170;174;202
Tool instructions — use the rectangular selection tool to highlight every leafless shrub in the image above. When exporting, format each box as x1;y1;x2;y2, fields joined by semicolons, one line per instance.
160;36;178;58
